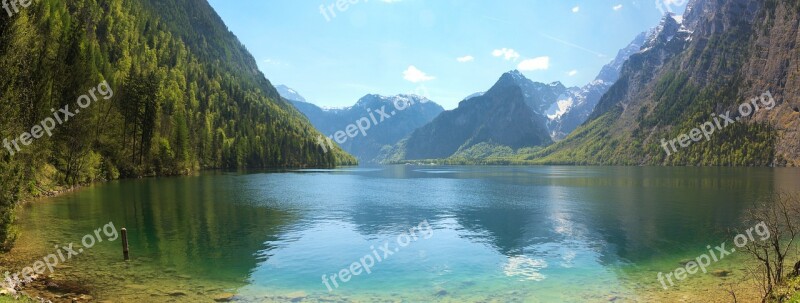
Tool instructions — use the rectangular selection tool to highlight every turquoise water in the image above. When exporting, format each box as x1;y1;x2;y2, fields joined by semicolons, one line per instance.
11;166;800;302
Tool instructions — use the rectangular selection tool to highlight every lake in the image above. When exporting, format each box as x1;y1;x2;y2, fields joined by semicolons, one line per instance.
10;166;800;302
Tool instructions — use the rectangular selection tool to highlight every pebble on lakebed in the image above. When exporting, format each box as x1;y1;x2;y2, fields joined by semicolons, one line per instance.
711;269;732;277
213;292;235;302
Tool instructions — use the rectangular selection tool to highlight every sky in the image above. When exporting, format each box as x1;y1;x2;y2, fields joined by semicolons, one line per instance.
208;0;688;110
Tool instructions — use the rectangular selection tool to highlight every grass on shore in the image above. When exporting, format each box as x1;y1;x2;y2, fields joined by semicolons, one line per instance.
0;295;36;303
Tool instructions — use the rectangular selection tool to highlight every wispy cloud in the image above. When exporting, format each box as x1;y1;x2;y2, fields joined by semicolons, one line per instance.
456;55;475;63
567;70;578;76
613;4;623;11
539;33;607;58
572;6;580;13
403;65;435;83
518;57;550;71
492;48;520;61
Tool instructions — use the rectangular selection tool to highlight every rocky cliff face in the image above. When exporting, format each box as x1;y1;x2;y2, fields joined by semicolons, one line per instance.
532;0;800;166
549;32;648;140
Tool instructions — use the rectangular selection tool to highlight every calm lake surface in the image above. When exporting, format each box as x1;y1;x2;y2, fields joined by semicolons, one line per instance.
13;166;800;302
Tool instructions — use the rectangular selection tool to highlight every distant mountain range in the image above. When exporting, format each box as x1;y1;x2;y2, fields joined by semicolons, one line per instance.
374;32;648;162
283;32;657;163
384;71;559;161
278;89;444;163
284;0;800;167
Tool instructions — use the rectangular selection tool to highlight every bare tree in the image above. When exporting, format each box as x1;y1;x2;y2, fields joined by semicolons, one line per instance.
740;192;800;302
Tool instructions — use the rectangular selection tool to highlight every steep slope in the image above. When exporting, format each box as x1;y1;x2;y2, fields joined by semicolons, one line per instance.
529;0;800;166
392;71;561;160
275;85;307;103
278;87;444;162
0;0;355;247
548;32;648;140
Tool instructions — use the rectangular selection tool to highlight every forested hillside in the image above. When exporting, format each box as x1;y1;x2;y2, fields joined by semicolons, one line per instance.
520;0;800;166
0;0;355;249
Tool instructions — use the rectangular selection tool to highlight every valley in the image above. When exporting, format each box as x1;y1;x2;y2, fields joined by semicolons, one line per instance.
1;0;799;302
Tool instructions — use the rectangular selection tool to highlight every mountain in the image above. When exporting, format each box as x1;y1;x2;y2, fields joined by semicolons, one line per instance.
528;0;800;166
275;85;307;103
464;92;485;100
0;0;355;248
387;71;563;161
548;32;648;140
278;88;445;163
380;31;651;164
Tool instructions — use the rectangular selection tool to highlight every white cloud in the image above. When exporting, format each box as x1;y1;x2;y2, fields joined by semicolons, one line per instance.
381;0;402;2
567;70;578;76
612;4;623;11
492;48;520;61
572;6;580;13
456;55;474;63
403;65;435;83
517;57;550;71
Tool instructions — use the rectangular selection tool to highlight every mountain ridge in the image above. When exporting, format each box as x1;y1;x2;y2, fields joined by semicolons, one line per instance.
384;71;557;161
548;32;649;140
278;87;445;163
526;0;800;166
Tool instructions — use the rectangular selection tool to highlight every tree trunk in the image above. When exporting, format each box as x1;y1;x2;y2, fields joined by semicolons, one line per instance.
793;260;800;277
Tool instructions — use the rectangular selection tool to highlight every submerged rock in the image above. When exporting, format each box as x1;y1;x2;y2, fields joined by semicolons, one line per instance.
286;291;307;302
711;269;731;277
213;292;235;302
168;290;188;296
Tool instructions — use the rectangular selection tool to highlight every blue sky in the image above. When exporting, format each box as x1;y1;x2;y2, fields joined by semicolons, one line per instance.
208;0;688;109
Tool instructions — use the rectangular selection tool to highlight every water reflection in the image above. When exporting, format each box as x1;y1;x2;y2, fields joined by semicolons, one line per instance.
14;166;800;302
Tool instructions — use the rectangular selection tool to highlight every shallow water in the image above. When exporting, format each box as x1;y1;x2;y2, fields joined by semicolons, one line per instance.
10;166;800;302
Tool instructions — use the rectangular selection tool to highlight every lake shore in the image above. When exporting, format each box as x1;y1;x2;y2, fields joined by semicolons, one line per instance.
2;167;799;302
0;232;784;302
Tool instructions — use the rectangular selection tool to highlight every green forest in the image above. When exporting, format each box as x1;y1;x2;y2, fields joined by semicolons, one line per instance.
0;0;356;250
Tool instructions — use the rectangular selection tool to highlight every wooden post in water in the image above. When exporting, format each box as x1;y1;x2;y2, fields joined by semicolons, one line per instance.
121;228;130;261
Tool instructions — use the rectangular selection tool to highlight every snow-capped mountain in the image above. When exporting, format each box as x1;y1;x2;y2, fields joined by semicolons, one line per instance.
547;31;649;140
